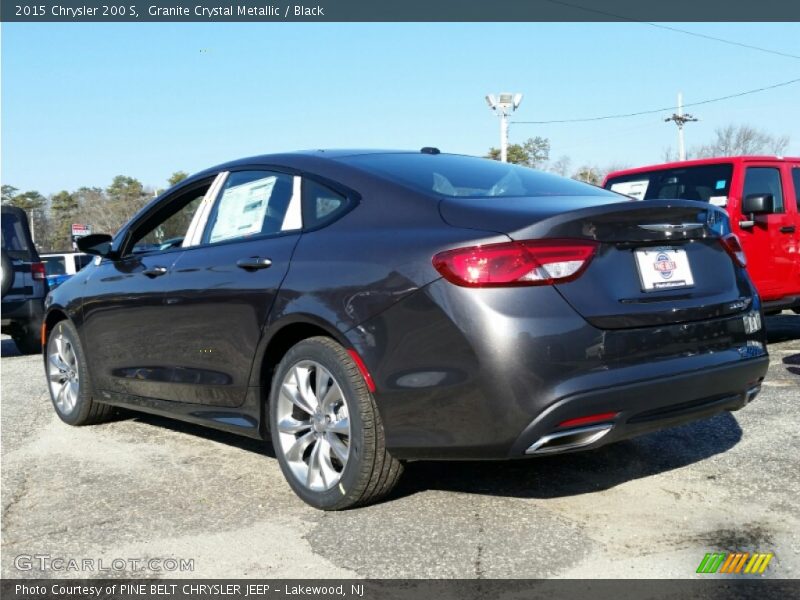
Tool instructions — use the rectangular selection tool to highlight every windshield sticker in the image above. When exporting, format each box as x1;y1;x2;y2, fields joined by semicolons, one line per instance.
610;179;649;200
715;180;727;190
209;176;276;243
709;196;728;207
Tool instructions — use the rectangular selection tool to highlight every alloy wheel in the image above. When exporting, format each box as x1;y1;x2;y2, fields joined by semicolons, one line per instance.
275;361;351;492
48;331;80;415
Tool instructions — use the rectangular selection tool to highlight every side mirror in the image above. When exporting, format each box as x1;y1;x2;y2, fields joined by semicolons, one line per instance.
77;234;116;258
742;194;774;215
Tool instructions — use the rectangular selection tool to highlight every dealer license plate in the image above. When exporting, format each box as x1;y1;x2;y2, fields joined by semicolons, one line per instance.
634;247;695;292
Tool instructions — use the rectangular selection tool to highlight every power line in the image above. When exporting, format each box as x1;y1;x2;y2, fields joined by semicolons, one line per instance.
644;23;800;62
512;77;800;125
540;0;800;61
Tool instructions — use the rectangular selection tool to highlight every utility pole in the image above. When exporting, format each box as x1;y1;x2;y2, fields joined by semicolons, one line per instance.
500;113;509;163
664;92;698;161
486;93;523;162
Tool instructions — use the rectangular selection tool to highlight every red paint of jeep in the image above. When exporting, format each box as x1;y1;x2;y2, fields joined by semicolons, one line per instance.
604;156;800;313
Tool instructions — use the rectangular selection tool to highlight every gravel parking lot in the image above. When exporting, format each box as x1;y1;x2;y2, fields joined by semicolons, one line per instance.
2;314;798;579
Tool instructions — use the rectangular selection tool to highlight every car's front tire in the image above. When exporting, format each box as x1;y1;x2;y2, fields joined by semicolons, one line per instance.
269;337;403;510
46;320;114;425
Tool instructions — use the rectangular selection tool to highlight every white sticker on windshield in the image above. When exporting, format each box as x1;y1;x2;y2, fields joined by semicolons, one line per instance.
610;179;649;200
209;176;276;243
709;195;728;207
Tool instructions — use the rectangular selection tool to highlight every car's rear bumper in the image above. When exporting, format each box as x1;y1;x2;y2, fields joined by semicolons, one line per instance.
762;295;800;313
1;298;44;332
349;280;769;460
510;354;768;457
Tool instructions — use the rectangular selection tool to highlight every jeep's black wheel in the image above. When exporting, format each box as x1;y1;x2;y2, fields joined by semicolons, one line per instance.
1;251;14;298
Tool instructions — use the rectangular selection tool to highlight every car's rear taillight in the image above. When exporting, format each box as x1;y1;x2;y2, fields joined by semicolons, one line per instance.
433;239;598;287
720;233;746;268
31;262;46;280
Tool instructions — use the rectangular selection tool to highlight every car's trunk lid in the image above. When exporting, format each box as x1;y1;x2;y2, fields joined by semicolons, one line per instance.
439;196;752;329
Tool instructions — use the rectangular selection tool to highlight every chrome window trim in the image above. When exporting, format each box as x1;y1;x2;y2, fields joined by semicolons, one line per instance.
183;171;229;248
281;175;303;231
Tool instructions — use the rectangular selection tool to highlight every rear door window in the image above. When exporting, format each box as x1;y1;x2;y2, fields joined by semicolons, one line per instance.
203;170;299;244
43;256;67;276
792;168;800;212
743;167;784;213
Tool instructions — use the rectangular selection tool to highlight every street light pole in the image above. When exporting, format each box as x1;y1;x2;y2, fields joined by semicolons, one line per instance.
500;111;509;163
486;93;523;163
664;92;698;161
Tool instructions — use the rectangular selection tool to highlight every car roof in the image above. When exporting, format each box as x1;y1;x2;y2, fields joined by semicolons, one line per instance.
606;155;800;180
187;149;438;180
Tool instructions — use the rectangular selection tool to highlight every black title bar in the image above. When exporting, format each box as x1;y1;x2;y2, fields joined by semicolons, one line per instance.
2;0;800;22
2;579;800;600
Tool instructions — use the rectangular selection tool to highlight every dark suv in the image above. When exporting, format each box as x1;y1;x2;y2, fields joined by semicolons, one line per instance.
1;205;48;354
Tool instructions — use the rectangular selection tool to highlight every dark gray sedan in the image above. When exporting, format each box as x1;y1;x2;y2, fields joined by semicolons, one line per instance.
43;150;768;509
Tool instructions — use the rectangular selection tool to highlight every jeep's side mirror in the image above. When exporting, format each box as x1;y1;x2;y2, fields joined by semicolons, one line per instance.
77;234;116;258
742;194;774;215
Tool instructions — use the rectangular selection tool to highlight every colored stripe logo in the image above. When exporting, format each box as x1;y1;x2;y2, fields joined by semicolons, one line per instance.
697;552;773;574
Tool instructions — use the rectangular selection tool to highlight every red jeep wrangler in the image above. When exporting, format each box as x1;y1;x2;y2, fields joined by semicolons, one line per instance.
604;156;800;313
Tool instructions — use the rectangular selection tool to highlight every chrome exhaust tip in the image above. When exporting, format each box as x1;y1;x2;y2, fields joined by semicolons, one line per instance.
525;423;614;455
745;385;761;404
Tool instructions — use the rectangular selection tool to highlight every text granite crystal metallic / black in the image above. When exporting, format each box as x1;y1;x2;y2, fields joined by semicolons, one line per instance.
42;150;769;510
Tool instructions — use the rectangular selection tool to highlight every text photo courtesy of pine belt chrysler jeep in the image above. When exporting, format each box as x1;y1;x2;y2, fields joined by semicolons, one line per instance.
604;156;800;314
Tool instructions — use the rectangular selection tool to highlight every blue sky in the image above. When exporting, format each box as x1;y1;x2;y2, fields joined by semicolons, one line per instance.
2;22;799;195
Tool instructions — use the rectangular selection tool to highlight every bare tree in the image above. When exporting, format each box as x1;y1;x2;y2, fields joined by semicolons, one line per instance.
572;165;603;186
76;179;150;235
694;124;790;158
661;146;679;162
601;162;631;180
548;155;572;177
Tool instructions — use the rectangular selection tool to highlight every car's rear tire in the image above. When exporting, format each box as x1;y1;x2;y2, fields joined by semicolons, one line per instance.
1;251;13;298
13;328;41;355
46;320;114;425
269;336;403;510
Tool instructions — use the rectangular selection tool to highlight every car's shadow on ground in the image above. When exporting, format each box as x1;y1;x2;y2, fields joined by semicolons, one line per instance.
765;313;800;343
129;409;741;502
783;352;800;377
392;413;742;501
0;338;21;357
129;413;276;458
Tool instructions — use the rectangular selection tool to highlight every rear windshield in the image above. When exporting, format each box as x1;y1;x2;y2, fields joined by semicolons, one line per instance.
341;153;615;199
43;256;67;276
605;164;734;203
1;210;34;261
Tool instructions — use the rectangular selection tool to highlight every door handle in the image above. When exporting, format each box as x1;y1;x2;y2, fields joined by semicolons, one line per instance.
236;257;273;270
142;266;168;278
780;225;796;234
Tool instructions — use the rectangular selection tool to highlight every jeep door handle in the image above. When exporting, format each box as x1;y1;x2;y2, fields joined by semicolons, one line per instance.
142;266;168;278
236;257;273;270
780;225;796;234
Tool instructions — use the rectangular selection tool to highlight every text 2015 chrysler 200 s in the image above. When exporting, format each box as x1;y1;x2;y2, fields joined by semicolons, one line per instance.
43;150;768;509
